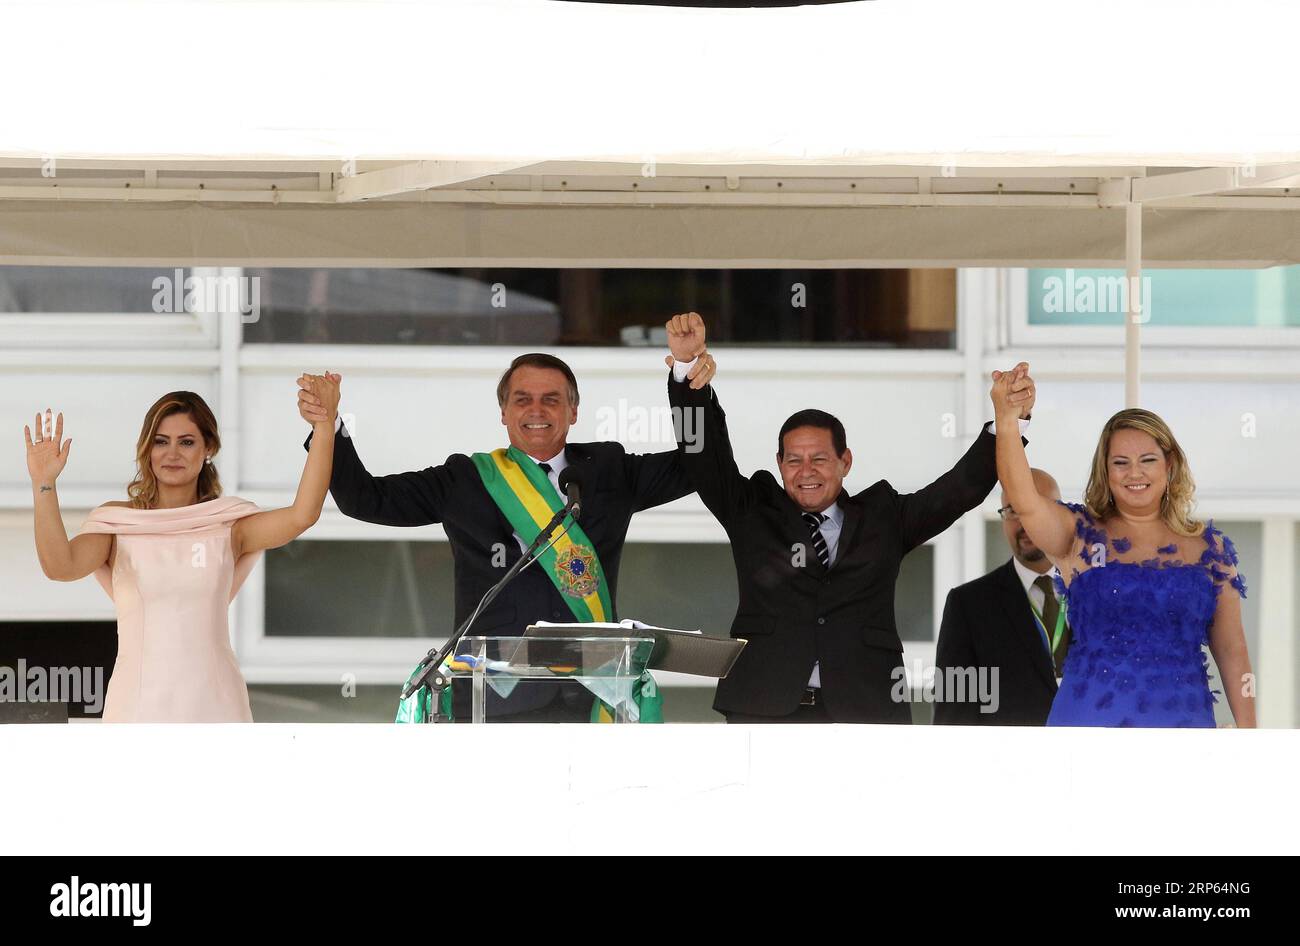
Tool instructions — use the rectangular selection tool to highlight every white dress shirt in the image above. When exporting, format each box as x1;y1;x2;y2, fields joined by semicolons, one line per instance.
511;448;568;554
1012;555;1063;660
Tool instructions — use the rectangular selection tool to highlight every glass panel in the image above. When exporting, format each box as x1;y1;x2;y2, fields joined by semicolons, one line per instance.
246;682;725;723
265;537;935;644
1211;520;1262;693
241;267;956;348
986;518;1013;573
1027;266;1300;327
0;266;191;313
449;636;655;724
612;542;739;638
265;540;454;638
265;539;744;639
0;621;117;721
613;541;933;641
896;543;934;642
447;636;654;679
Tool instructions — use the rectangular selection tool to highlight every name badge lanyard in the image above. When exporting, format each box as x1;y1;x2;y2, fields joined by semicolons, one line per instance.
1027;594;1068;657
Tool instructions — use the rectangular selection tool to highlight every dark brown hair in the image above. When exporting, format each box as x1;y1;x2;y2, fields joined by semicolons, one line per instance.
496;353;580;408
127;392;222;509
778;409;848;458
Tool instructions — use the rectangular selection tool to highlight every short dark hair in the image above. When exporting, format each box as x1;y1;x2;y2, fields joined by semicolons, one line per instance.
777;409;848;458
496;353;580;408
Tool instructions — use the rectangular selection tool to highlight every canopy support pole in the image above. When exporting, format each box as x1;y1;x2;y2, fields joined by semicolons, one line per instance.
1125;197;1142;408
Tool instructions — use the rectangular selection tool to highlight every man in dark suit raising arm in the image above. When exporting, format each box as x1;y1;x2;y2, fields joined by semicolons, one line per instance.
664;312;1036;723
297;351;707;721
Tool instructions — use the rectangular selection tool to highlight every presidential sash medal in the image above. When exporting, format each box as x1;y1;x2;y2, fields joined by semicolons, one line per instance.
556;544;599;599
472;447;613;623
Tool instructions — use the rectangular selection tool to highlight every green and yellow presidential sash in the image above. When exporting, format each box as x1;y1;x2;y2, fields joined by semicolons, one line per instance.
393;447;664;723
469;446;614;624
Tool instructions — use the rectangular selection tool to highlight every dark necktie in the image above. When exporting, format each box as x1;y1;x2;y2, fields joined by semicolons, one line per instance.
538;462;558;498
1033;575;1071;675
801;512;830;568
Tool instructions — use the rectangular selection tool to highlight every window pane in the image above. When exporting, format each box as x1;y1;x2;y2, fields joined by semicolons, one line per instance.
896;544;934;642
986;519;1012;573
606;543;739;637
263;539;745;639
265;538;936;643
265;540;454;638
1028;266;1300;327
0;621;117;720
241;267;956;348
1213;521;1262;679
0;266;189;313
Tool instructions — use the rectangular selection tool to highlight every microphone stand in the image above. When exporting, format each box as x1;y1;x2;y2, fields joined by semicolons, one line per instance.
402;494;579;723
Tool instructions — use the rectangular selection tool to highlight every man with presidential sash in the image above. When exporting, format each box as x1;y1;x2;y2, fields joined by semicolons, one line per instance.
470;446;614;627
297;346;714;721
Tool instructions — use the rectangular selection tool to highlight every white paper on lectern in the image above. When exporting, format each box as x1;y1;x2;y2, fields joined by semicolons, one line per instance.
532;619;702;635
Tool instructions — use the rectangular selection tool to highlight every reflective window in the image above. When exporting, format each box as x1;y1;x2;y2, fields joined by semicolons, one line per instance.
265;537;936;641
241;267;956;348
0;266;191;313
1028;266;1300;327
265;540;454;639
896;544;934;642
0;621;117;720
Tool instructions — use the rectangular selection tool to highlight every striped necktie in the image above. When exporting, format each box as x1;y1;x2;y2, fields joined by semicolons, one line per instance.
801;511;830;568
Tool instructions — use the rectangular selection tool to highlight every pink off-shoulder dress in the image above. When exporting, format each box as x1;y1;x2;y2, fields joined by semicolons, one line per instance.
78;497;262;722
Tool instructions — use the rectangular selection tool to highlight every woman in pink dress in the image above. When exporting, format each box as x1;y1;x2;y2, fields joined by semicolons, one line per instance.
25;375;340;722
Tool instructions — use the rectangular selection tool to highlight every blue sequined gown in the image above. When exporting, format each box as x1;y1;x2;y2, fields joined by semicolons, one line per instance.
1047;503;1246;728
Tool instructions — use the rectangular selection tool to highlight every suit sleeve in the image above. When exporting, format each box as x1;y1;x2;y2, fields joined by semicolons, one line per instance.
621;444;696;513
894;424;1023;553
304;422;453;527
933;588;980;725
666;373;758;524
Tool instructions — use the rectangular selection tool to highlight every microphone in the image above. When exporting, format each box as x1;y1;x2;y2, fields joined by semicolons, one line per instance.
558;465;584;520
398;463;587;708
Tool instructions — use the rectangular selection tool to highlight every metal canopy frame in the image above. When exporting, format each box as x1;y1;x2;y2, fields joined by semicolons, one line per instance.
3;159;1300;212
4;157;1300;405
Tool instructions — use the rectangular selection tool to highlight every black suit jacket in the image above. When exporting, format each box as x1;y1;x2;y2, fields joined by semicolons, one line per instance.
669;377;1014;722
933;558;1059;725
305;424;693;714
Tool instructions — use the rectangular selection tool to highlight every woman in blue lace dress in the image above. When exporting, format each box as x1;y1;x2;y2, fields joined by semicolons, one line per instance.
989;367;1255;728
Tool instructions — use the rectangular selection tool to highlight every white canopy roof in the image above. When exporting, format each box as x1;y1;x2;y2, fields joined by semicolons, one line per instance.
2;0;1299;267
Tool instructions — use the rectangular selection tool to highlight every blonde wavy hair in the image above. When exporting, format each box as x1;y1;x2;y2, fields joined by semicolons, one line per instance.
127;392;223;509
1083;408;1202;537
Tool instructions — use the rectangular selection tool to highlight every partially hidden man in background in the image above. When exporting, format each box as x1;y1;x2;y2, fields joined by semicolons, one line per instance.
934;467;1072;725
